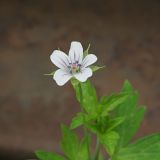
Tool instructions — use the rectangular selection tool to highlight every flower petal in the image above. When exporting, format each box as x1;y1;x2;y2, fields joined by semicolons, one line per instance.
74;67;92;82
69;41;83;64
50;50;70;70
82;54;97;68
54;69;72;86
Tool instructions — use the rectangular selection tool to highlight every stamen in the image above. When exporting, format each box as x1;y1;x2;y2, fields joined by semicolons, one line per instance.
69;61;81;74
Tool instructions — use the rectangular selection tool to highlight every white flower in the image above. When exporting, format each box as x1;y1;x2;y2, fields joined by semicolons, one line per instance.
50;41;97;86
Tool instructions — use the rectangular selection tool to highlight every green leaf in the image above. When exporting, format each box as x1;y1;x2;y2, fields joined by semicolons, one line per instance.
114;80;146;149
35;150;64;160
106;117;125;132
44;71;55;76
83;44;90;57
113;133;160;160
70;113;84;129
61;125;79;160
70;112;97;130
122;80;134;92
61;125;91;160
90;116;124;135
71;78;80;86
77;136;90;160
71;80;98;115
99;131;120;156
99;93;128;117
98;154;105;160
90;65;105;72
85;122;99;134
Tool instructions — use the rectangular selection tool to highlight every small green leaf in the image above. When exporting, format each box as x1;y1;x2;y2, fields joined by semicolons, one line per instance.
90;65;105;72
61;125;79;160
92;116;124;134
44;71;55;76
71;111;98;130
70;113;84;129
100;93;128;117
35;150;64;160
113;133;160;160
99;131;120;156
106;117;125;132
122;80;134;92
83;44;90;57
85;122;99;134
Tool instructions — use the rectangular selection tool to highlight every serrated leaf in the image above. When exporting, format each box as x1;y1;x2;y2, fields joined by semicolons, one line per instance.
61;125;79;160
113;133;160;160
99;131;120;156
35;150;65;160
114;80;146;149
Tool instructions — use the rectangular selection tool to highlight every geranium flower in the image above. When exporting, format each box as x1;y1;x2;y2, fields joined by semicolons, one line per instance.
50;41;97;86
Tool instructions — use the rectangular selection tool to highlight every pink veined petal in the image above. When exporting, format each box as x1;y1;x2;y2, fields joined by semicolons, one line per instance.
54;69;72;86
69;41;83;64
74;67;93;82
50;50;70;70
82;54;97;68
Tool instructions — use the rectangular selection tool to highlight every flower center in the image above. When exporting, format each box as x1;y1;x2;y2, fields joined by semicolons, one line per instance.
68;61;81;74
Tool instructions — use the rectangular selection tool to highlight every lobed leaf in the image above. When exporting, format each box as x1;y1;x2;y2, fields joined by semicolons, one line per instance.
114;81;146;149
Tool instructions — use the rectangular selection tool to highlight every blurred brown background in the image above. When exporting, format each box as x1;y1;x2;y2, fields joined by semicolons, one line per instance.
0;0;160;159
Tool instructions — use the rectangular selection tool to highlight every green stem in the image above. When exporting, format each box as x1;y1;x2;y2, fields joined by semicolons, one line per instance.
78;83;87;133
78;83;84;113
78;83;91;160
94;137;100;160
